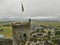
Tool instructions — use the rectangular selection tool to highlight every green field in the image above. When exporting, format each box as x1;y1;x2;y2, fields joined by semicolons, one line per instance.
3;27;12;38
32;21;60;30
0;27;12;38
0;21;60;38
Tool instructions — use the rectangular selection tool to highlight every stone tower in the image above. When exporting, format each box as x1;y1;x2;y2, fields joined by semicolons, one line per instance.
11;19;31;45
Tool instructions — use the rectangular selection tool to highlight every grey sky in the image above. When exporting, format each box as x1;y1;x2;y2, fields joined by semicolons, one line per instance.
0;0;60;18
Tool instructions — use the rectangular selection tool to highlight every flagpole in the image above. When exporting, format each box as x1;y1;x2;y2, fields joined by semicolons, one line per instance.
18;0;24;19
21;1;24;20
21;1;23;18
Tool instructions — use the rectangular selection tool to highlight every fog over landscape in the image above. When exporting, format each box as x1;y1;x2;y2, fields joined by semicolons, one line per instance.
0;0;60;19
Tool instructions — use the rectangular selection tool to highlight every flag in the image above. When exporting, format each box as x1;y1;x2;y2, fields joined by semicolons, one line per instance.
21;3;24;12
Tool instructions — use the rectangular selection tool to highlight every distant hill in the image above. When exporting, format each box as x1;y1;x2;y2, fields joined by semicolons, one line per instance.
0;17;60;22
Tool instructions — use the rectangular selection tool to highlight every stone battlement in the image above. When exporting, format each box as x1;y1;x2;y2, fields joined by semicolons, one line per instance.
11;22;30;28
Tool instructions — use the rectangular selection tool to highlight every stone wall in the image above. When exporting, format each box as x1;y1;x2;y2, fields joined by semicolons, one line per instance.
0;39;13;45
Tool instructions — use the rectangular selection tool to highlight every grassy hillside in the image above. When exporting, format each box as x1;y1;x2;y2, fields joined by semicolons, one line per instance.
0;21;60;38
0;27;12;38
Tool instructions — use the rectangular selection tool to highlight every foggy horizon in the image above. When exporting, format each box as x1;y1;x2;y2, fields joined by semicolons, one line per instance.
0;0;60;18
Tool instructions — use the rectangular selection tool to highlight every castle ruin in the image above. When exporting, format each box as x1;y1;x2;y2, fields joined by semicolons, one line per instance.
11;19;31;45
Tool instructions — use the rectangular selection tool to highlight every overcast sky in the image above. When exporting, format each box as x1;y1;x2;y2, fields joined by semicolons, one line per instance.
0;0;60;18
